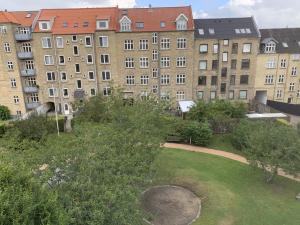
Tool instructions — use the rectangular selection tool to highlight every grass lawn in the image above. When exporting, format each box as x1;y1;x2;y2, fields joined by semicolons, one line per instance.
153;148;300;225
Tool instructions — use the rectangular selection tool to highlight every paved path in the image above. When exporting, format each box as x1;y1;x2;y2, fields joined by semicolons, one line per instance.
164;143;300;182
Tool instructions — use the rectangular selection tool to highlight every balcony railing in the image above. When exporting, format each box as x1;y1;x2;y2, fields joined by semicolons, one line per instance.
24;86;38;93
21;69;36;77
17;51;33;59
15;32;32;41
26;102;40;110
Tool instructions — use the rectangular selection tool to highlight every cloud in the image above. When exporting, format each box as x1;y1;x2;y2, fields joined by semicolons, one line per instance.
1;0;136;11
194;0;300;28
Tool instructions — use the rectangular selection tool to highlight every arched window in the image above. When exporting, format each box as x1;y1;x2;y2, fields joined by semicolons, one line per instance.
120;16;131;32
265;41;276;53
176;14;188;30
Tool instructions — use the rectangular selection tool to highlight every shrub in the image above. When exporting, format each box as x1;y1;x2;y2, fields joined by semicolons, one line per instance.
231;119;256;151
180;121;213;146
0;105;10;120
297;122;300;136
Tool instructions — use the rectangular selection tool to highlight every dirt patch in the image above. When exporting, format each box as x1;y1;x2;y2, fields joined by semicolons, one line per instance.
142;185;201;225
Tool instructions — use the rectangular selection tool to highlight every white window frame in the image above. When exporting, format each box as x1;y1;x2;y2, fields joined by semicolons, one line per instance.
140;75;149;85
100;54;110;64
60;71;67;81
102;70;111;81
177;38;187;49
46;71;56;81
41;37;52;48
126;75;135;85
99;36;109;47
176;91;185;101
160;57;170;68
4;42;11;52
56;37;64;48
124;39;134;50
160;74;170;85
139;39;149;50
243;43;252;53
85;36;92;47
39;21;51;31
176;74;186;84
44;55;54;65
161;38;170;50
62;88;69;98
139;57;149;68
87;54;94;64
97;20;109;30
125;57;134;68
88;71;95;80
176;56;186;67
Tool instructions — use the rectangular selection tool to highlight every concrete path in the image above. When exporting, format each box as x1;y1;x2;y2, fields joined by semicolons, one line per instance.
163;143;300;182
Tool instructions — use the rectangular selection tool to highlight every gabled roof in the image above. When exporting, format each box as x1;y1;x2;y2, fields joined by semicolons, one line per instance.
34;7;118;34
117;6;194;32
260;28;300;54
0;11;37;26
0;11;20;24
194;17;260;39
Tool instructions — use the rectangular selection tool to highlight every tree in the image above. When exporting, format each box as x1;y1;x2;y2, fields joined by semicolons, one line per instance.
180;121;213;146
0;105;10;121
237;120;300;183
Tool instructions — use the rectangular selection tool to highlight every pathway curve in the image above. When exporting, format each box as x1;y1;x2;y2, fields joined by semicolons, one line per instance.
163;143;300;182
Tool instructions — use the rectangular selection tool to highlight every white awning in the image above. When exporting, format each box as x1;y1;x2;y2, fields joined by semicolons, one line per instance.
178;101;195;113
246;113;288;119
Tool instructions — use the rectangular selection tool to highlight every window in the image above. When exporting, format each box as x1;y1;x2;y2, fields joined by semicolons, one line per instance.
84;36;91;47
4;43;10;52
88;71;95;80
198;76;207;85
99;36;108;47
243;43;252;53
139;39;148;50
209;28;215;35
90;88;96;96
297;90;300;98
0;26;7;33
289;83;295;91
222;52;228;62
265;41;276;53
213;44;219;54
266;58;276;69
48;88;56;97
27;77;36;86
63;88;69;97
10;78;16;87
60;72;67;81
30;93;39;102
161;38;170;49
212;60;219;70
265;75;274;84
177;38;187;49
160;21;166;28
39;21;50;31
176;57;186;67
58;55;65;65
161;57;170;68
21;42;31;52
231;59;237;69
87;54;93;64
199;60;207;70
103;87;111;96
197;91;204;100
152;68;158;78
75;64;80;73
56;37;63;48
140;57;149;68
161;92;170;101
152;33;158;44
292;54;300;61
229;90;234;99
100;54;110;64
42;37;52;48
73;46;79;55
13;96;19;104
126;75;135;85
221;67;228;77
125;57;134;68
241;59;250;69
291;67;297;76
223;39;229;46
176;74;186;84
152;85;158;93
102;70;111;80
176;17;187;30
211;76;218;86
239;90;247;99
232;43;238;54
120;16;131;32
220;83;226;93
230;75;236;85
160;75;170;85
210;91;216;100
72;35;77;42
140;75;149;85
199;44;208;53
97;20;109;29
280;59;287;68
176;91;185;101
7;61;13;70
124;40;134;50
76;80;82;89
46;72;56;81
276;90;283;98
25;60;34;69
150;50;158;61
278;74;284;83
240;75;249;85
44;55;54;65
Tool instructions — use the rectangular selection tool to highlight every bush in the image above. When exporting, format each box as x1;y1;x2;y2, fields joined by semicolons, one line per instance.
180;121;213;146
0;105;10;120
297;122;300;136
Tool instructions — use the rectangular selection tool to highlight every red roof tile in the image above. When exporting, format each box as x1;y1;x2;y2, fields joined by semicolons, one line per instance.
0;11;19;24
0;11;37;26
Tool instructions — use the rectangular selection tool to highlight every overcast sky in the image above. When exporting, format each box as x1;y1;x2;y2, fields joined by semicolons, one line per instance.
1;0;300;28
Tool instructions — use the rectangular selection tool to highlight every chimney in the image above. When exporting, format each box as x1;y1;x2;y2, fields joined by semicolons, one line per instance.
149;4;152;8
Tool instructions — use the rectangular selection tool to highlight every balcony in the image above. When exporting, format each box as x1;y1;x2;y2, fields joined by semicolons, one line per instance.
15;33;32;41
21;69;36;77
24;86;39;93
26;102;40;110
18;51;33;59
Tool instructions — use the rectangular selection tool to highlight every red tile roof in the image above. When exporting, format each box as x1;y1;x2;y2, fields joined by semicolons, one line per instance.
0;11;20;24
0;11;37;26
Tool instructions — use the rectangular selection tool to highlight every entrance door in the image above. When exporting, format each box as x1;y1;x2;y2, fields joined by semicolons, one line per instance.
64;103;70;115
288;97;292;104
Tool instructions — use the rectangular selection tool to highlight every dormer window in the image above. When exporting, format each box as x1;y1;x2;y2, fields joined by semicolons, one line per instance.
160;21;166;28
176;14;188;31
120;16;131;32
265;41;276;53
39;21;51;31
97;20;109;30
136;22;144;29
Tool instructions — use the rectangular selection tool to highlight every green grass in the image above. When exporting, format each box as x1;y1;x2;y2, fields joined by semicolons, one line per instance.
154;148;300;225
208;134;244;155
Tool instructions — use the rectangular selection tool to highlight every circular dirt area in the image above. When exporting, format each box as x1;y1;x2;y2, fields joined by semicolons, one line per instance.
142;185;201;225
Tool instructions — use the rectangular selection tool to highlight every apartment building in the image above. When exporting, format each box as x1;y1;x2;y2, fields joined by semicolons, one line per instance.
255;28;300;104
193;17;260;102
